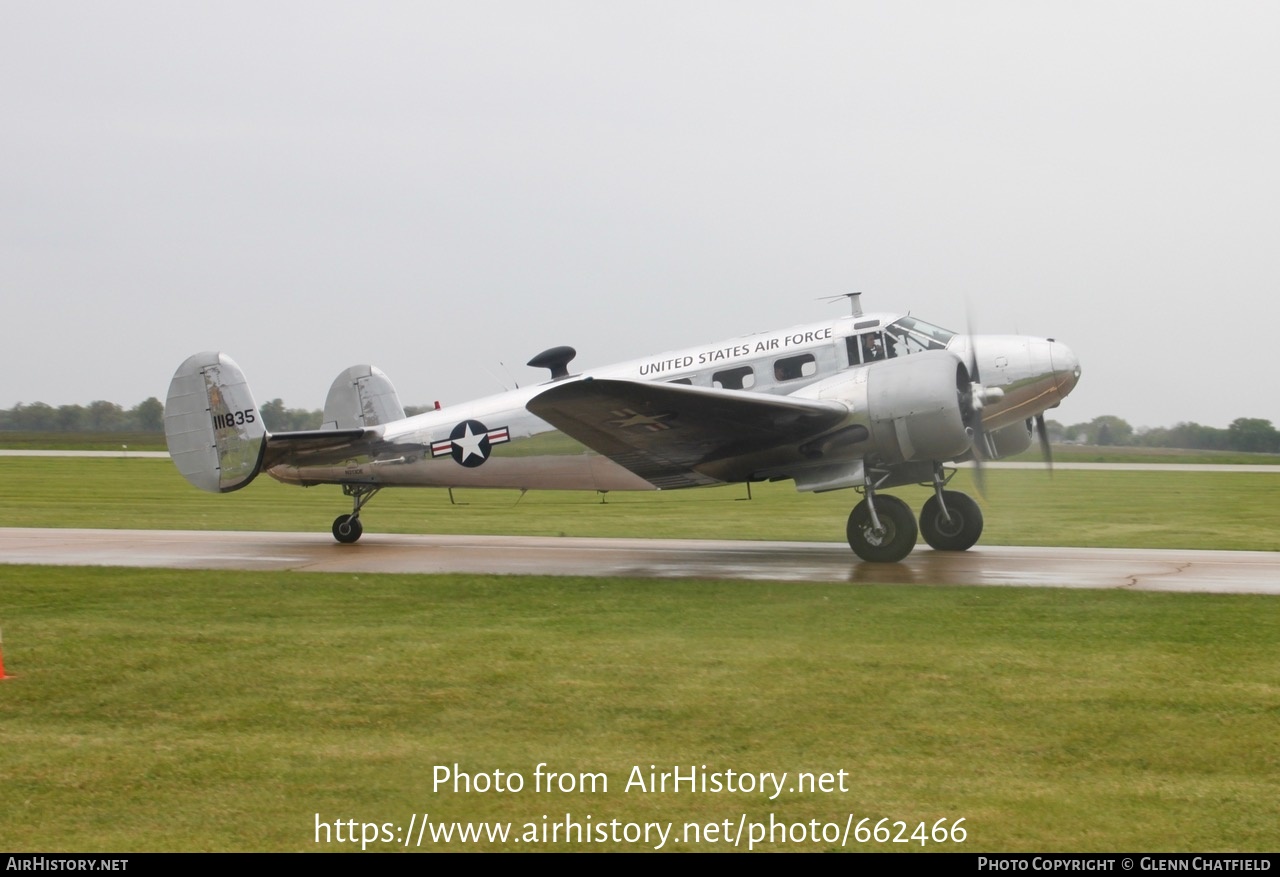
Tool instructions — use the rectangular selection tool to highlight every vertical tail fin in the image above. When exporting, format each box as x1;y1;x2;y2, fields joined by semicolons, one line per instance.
164;352;266;492
321;364;406;429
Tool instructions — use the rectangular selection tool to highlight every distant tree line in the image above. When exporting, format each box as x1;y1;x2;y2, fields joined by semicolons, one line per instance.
257;399;324;431
255;399;436;430
1048;415;1280;453
0;399;436;433
0;399;166;433
2;399;1277;453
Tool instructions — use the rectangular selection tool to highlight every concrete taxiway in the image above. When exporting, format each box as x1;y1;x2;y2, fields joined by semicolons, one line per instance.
2;528;1278;594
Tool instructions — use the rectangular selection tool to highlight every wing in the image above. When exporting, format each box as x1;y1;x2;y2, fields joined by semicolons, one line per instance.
526;378;852;488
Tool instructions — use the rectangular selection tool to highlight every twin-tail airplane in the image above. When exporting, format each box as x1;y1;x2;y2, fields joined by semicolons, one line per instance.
164;294;1080;562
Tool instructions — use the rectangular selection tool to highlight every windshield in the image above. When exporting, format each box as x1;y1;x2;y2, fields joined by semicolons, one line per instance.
884;316;956;353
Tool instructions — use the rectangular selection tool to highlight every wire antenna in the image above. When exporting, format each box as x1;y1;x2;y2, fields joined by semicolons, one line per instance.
817;292;864;317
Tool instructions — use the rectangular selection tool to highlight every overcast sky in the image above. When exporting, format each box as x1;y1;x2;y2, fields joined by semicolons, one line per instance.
4;2;1278;430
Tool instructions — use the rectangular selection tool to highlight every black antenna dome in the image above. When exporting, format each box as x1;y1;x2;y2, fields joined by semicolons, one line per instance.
527;345;577;380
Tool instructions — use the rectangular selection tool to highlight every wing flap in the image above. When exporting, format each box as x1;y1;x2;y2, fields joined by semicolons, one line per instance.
527;378;849;487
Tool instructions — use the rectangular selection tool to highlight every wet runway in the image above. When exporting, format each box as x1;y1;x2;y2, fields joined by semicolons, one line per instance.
2;528;1278;594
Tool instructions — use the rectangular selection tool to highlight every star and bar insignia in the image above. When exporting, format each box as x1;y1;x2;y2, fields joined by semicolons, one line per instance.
607;408;675;431
431;420;510;468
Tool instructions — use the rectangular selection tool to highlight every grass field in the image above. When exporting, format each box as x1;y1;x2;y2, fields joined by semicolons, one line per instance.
1;456;1278;551
1009;444;1280;466
6;429;1280;466
2;457;1279;852
0;432;167;452
3;567;1278;852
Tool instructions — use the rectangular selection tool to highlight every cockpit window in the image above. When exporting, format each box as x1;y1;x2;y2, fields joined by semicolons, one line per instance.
885;316;955;353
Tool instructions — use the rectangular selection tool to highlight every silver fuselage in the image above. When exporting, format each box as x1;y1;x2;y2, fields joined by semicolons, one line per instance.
265;312;1080;492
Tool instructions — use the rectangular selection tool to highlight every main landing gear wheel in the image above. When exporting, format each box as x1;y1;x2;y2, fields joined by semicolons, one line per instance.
332;514;364;544
919;491;983;551
332;484;379;544
847;494;918;563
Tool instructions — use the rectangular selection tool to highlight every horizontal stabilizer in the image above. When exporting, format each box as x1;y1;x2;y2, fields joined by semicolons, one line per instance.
527;378;848;487
262;428;377;468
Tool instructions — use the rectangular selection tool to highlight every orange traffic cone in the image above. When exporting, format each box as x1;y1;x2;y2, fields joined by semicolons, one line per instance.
0;628;12;680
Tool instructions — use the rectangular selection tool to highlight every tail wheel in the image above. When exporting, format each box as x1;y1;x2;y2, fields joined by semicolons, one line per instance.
332;514;364;544
847;495;918;563
920;491;983;551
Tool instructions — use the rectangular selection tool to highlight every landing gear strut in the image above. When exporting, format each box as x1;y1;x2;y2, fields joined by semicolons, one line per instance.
845;464;986;561
847;495;917;562
919;465;983;552
846;468;918;562
332;484;380;544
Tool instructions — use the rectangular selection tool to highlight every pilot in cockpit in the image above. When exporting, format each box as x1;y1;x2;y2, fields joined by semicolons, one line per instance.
862;333;884;362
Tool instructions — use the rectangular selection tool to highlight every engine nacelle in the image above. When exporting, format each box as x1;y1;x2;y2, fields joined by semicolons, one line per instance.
793;350;974;466
863;351;972;463
984;420;1034;459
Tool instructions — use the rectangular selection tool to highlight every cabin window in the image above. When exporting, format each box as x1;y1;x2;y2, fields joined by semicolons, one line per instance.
712;365;755;390
774;353;817;382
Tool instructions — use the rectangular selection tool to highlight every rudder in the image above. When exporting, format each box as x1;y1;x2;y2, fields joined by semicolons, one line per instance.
321;364;406;429
164;352;266;492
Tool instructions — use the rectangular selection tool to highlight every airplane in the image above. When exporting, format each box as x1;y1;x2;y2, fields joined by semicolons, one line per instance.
163;294;1080;562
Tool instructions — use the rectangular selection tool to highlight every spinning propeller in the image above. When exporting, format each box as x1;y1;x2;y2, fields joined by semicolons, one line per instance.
959;335;998;495
960;312;1054;495
1032;412;1054;474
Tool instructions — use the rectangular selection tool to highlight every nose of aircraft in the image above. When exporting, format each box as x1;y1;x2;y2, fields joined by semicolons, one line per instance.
1048;340;1081;401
